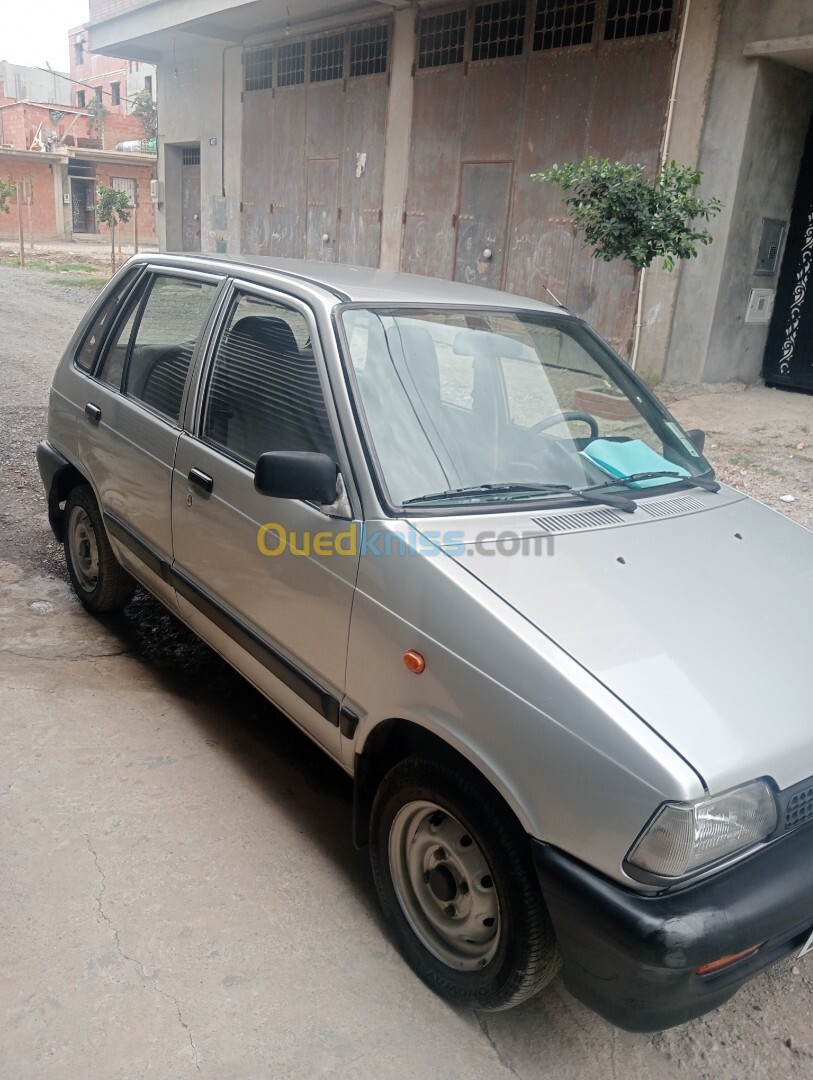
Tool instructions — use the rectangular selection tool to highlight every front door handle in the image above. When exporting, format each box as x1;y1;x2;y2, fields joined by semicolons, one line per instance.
188;468;214;494
84;402;101;425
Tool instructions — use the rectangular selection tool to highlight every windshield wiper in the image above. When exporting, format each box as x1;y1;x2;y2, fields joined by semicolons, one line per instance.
403;482;572;506
403;482;638;513
578;470;720;495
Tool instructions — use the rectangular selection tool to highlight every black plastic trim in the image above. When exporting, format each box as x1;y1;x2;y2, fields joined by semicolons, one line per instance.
102;509;340;726
533;826;813;1032
339;706;360;739
171;567;340;726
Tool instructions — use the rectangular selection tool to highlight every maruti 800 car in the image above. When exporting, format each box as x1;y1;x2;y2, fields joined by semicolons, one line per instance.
37;254;813;1031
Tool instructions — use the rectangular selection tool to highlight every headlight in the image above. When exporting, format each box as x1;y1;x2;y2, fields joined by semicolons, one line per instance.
626;779;777;881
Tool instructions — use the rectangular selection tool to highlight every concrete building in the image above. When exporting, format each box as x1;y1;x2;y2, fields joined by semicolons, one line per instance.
85;0;813;388
0;61;71;107
68;23;156;125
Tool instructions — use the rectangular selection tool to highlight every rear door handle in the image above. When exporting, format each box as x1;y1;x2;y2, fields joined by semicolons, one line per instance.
188;468;214;494
84;402;101;425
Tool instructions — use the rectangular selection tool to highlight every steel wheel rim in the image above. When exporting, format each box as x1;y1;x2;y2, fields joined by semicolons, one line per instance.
68;506;99;593
388;799;501;971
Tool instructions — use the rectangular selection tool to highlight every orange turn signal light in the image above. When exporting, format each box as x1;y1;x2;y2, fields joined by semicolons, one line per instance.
695;943;763;976
403;650;426;674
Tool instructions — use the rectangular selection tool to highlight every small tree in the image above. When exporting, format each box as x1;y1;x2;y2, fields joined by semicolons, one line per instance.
94;184;131;274
531;157;723;364
87;96;109;147
131;88;158;141
532;157;723;272
0;178;14;215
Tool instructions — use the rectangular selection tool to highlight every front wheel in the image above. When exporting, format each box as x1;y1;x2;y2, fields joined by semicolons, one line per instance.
64;484;136;613
370;755;560;1010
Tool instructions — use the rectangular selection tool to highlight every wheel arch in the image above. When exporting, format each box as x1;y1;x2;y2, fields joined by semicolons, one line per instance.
352;717;532;850
37;442;91;542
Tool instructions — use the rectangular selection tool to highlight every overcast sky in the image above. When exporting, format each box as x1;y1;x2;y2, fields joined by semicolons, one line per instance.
3;1;91;71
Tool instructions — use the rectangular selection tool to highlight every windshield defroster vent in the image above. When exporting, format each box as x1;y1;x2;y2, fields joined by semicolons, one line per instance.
531;508;625;533
640;495;705;519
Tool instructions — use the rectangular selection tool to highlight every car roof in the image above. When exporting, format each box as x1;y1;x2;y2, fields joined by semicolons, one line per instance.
135;252;563;312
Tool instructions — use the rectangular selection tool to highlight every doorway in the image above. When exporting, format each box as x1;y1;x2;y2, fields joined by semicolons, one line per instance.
763;117;813;390
453;162;513;290
181;145;201;252
70;178;96;234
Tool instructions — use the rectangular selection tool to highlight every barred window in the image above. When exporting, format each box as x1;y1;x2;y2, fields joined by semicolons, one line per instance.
349;24;389;77
245;46;273;92
472;1;526;61
182;146;200;166
311;33;345;82
604;0;673;39
534;0;596;50
277;41;306;86
418;10;467;69
111;176;137;205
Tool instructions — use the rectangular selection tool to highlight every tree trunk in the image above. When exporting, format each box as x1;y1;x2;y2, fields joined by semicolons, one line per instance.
110;224;116;276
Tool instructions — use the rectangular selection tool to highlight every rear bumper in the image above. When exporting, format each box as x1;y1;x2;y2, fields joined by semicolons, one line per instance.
532;823;813;1032
36;440;72;540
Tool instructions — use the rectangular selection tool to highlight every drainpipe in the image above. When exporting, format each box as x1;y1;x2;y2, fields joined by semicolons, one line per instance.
630;0;692;371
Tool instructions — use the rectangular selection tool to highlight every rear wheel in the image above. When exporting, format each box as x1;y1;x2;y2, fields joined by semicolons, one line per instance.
64;485;136;613
370;755;560;1010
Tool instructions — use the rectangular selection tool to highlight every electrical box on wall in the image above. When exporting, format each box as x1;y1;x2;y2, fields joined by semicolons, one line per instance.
63;193;70;204
754;218;786;276
745;288;775;324
150;179;164;204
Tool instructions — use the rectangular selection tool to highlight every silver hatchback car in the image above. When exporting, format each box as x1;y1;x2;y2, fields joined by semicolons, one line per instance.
39;254;813;1031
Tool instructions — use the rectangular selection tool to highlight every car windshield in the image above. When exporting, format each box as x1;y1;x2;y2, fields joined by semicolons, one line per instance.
339;306;712;509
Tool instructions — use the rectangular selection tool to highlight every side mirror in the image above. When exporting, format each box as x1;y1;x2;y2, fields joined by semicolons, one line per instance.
685;429;706;454
254;451;339;504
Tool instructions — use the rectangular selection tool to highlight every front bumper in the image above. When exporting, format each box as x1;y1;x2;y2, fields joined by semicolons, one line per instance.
533;822;813;1032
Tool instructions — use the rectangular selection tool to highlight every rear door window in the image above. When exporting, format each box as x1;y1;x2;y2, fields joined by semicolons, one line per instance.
95;272;219;423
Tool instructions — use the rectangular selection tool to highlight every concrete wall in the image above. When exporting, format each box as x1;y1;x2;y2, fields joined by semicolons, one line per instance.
0;63;70;105
665;0;813;383
157;37;241;253
635;0;724;382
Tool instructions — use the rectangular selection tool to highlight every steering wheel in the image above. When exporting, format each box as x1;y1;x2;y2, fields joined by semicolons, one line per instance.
531;410;599;440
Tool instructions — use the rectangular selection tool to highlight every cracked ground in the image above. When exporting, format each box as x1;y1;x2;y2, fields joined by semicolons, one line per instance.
2;267;813;1079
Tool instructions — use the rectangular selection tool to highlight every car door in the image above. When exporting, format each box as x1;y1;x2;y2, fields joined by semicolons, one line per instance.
170;284;361;756
78;267;224;607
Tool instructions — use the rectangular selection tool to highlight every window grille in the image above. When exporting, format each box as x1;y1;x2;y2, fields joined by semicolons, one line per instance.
245;46;273;91
111;176;137;205
418;10;467;69
472;1;526;61
311;33;345;82
349;24;389;77
604;0;673;40
534;0;596;50
277;41;306;86
182;147;200;166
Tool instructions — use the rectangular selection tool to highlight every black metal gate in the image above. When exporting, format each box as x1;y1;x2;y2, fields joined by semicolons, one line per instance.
763;118;813;390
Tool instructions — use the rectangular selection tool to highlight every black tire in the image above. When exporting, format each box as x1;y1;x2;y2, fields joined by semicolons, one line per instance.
370;755;561;1011
63;484;136;613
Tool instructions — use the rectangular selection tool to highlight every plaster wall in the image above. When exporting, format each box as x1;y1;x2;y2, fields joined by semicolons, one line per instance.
157;38;241;253
665;0;813;383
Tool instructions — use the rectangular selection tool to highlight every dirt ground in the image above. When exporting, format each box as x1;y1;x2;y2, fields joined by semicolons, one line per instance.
2;265;813;1079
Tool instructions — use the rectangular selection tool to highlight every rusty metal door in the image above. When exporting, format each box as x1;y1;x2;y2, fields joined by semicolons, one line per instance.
454;162;513;289
181;145;201;252
306;158;339;261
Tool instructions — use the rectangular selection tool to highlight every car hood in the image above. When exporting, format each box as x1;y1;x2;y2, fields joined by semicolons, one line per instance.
427;492;813;793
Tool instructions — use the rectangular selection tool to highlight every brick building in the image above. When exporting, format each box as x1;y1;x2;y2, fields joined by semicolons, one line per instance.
68;22;155;129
